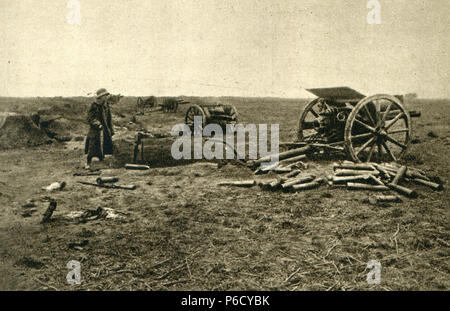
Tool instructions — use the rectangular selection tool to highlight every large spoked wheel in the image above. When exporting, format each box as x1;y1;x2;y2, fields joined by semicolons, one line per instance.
185;104;206;132
345;94;411;163
297;98;327;142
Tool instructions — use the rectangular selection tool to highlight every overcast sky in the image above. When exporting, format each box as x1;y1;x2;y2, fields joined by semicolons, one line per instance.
1;0;449;98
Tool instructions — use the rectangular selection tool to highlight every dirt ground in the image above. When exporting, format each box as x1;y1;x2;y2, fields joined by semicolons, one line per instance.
0;96;448;291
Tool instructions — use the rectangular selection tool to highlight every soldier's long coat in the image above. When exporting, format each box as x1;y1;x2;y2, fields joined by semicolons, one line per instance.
84;102;114;159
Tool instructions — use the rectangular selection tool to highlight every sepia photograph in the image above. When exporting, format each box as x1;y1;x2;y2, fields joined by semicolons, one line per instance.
0;0;448;296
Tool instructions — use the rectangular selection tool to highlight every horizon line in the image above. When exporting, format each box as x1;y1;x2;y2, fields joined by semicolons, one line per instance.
0;95;446;100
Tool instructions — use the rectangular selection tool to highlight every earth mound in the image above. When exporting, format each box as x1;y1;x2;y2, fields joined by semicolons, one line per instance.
0;113;52;150
39;117;84;142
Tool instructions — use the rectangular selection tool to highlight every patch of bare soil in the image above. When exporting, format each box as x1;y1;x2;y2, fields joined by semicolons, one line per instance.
0;96;448;291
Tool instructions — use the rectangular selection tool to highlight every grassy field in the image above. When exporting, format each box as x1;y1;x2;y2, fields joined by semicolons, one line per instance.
0;96;448;290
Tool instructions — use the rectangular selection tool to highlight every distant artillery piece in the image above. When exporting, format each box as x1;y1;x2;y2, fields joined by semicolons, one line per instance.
107;94;124;105
137;97;189;114
161;98;190;113
136;96;157;114
297;87;421;163
185;103;238;131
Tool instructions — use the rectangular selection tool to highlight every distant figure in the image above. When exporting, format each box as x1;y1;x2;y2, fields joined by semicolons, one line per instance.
84;88;115;169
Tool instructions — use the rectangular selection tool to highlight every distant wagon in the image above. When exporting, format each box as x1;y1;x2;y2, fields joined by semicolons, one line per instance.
160;98;190;113
185;103;238;131
296;87;421;163
136;96;156;114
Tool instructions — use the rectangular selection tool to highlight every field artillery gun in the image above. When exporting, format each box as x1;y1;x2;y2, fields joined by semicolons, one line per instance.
136;96;156;114
297;87;421;163
185;103;238;131
137;97;190;114
161;98;190;113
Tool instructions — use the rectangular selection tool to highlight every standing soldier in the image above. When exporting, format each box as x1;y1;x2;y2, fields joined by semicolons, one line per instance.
84;88;115;169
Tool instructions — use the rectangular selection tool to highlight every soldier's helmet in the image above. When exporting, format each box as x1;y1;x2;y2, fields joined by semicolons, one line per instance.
96;88;110;99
